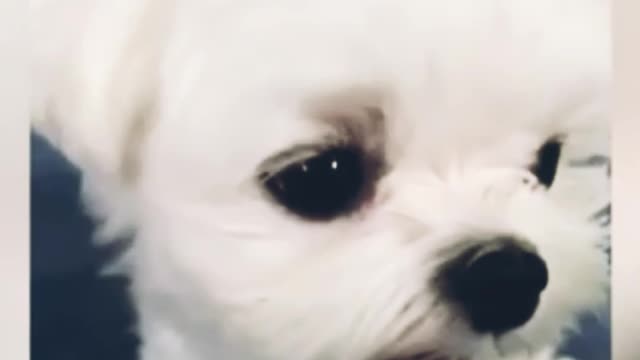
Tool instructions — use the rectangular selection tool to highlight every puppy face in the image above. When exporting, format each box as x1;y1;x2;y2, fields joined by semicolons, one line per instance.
32;0;611;359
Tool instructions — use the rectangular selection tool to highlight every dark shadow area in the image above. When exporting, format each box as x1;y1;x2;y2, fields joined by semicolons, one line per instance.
31;134;139;360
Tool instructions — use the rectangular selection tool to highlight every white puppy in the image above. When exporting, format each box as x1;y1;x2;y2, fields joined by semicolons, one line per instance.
29;0;611;359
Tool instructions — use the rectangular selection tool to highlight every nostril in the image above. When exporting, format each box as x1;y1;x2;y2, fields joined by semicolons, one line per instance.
465;247;548;295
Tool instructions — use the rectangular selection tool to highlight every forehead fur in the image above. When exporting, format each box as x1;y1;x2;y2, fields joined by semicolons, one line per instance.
139;0;609;196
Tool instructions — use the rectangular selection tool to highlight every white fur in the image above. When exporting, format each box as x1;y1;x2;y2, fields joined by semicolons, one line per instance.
30;0;611;359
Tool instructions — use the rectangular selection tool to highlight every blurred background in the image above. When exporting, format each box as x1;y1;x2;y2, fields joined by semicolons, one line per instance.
30;132;610;360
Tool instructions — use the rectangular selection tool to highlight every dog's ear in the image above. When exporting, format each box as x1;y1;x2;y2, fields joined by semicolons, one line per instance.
30;1;170;183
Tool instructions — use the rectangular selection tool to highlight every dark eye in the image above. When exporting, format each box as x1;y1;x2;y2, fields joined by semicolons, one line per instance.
530;139;563;187
261;146;370;220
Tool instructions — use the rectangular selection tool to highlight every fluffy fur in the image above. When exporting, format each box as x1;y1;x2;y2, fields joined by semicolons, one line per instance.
30;0;611;359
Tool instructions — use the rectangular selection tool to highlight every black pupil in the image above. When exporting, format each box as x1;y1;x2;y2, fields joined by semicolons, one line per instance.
530;139;562;187
264;147;366;220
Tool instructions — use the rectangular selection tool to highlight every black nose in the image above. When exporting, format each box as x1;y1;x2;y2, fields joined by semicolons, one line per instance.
442;243;549;334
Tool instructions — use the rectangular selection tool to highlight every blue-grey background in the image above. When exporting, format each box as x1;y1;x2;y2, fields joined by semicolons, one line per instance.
30;133;610;360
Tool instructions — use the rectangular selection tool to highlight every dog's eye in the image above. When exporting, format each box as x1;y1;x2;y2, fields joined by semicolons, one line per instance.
529;138;563;187
261;146;369;220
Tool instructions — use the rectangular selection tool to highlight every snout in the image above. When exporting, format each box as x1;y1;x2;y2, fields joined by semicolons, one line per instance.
438;237;548;335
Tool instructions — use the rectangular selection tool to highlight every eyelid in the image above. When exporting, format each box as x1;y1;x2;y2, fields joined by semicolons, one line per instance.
256;138;348;181
258;145;322;181
532;134;565;160
546;134;567;145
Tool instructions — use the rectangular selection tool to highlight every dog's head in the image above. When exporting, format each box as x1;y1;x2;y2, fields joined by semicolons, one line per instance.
32;0;610;359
